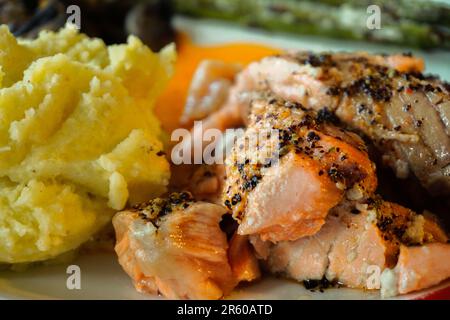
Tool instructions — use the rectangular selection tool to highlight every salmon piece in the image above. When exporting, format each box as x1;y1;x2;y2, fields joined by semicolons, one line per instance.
176;61;245;163
113;192;238;300
224;51;449;196
250;199;450;295
322;201;448;288
422;211;449;243
374;53;424;73
325;203;389;288
188;164;226;204
382;243;450;297
229;52;423;116
250;212;340;281
181;60;241;127
228;234;261;283
169;164;226;205
250;201;387;287
223;98;377;242
238;151;342;242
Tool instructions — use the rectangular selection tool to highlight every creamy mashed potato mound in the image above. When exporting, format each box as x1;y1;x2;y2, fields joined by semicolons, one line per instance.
0;25;175;263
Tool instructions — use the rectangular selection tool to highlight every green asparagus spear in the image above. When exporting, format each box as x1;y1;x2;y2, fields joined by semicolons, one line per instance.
173;0;450;49
297;0;450;27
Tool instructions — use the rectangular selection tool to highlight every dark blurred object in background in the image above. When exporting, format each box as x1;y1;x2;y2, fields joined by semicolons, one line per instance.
0;0;36;33
3;0;449;50
125;0;175;51
0;0;175;52
60;0;176;49
174;0;450;49
60;0;135;45
1;0;66;38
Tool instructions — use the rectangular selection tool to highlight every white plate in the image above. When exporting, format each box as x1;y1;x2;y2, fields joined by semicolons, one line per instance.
1;251;449;300
1;16;449;300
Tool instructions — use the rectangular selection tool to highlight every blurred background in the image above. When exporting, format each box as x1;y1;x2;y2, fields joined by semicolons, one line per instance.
1;0;450;52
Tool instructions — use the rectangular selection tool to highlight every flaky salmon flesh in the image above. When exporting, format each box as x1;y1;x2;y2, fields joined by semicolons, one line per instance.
223;97;377;242
113;192;259;300
250;199;449;297
214;51;448;297
215;51;449;196
116;51;450;299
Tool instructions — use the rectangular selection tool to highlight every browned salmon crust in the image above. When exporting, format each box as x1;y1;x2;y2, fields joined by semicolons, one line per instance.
391;243;450;296
113;192;259;300
169;164;226;205
223;97;377;242
231;52;450;196
145;52;450;299
250;199;449;294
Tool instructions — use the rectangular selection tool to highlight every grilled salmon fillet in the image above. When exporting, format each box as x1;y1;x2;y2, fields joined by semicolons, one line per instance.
250;198;449;296
228;233;261;283
383;242;450;297
112;192;259;299
223;97;377;242
163;52;449;298
220;51;449;196
180;60;242;127
169;163;225;205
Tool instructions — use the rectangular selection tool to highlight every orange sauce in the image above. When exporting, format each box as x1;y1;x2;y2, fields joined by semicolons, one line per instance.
154;34;280;132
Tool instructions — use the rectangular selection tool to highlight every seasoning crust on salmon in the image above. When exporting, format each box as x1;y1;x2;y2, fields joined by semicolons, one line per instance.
226;51;450;196
113;192;259;300
223;97;377;242
115;50;450;300
250;198;449;296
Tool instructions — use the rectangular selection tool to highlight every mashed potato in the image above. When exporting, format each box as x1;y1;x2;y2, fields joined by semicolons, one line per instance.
0;25;175;263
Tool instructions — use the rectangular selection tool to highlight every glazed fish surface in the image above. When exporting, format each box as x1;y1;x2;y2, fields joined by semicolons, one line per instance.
113;192;259;300
250;199;450;297
213;52;450;196
223;97;377;242
212;51;450;297
117;51;450;299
